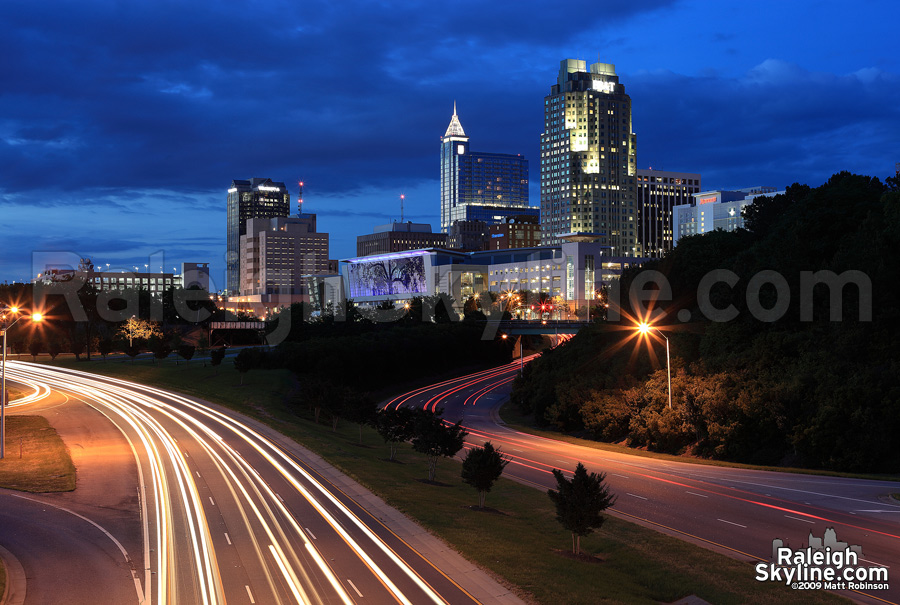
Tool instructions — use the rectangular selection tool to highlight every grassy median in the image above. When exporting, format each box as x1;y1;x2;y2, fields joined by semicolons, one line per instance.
37;357;845;604
0;415;76;492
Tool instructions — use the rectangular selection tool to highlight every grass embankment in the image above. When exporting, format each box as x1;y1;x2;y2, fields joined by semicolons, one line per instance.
0;415;76;492
39;357;844;604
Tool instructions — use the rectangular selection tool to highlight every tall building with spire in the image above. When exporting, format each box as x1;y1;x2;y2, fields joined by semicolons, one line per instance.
439;104;530;233
540;59;639;256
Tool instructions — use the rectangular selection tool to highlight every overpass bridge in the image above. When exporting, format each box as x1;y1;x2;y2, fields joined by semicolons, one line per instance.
482;320;593;336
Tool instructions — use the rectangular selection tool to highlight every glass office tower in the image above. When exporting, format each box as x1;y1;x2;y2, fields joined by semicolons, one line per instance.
540;59;638;256
440;104;529;233
226;178;290;294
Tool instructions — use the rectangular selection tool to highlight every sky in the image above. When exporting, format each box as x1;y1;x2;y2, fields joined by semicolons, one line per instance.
1;0;898;288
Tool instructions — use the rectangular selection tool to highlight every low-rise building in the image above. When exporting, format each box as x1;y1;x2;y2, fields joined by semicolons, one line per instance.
673;186;784;245
487;215;541;250
356;222;447;257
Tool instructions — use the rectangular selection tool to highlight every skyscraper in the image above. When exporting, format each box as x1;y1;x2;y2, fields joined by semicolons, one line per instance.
636;168;701;258
540;59;638;256
226;178;290;294
440;104;529;233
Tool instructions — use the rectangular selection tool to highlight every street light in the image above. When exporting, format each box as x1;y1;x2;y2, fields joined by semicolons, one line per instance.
637;322;672;410
1;307;44;458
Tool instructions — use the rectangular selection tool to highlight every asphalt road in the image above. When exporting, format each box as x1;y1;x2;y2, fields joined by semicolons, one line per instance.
385;357;900;605
3;361;511;605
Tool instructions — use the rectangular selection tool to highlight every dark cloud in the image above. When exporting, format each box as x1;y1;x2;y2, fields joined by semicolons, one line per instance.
0;0;897;283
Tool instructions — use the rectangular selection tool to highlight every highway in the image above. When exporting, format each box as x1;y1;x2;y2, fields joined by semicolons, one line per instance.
2;361;493;605
385;357;900;605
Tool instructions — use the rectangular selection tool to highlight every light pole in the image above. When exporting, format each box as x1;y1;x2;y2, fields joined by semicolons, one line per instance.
637;322;672;410
1;307;44;458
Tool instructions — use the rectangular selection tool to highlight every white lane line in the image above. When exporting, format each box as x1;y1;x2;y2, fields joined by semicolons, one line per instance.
855;509;900;513
686;491;708;498
509;448;523;453
718;518;747;528
612;473;629;479
209;496;215;506
183;451;189;457
556;460;569;465
224;533;231;545
862;558;890;568
784;514;815;524
276;493;284;502
196;471;201;478
626;493;647;500
347;579;363;598
305;528;317;540
245;585;255;603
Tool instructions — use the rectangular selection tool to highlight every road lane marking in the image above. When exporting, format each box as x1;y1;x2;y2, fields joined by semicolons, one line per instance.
861;558;890;568
347;579;363;597
612;473;629;479
305;528;317;540
209;496;215;506
784;515;815;524
855;509;900;513
626;493;647;500
196;471;201;478
717;518;747;528
245;585;255;603
183;451;189;457
224;533;231;545
686;491;708;498
276;493;284;502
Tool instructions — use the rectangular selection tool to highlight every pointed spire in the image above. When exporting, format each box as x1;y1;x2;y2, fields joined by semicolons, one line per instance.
443;102;467;138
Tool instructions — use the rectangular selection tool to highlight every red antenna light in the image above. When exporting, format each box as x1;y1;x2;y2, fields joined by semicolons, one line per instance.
298;179;304;215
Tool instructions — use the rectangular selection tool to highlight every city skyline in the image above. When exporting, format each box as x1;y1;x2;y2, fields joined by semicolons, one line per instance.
1;0;898;286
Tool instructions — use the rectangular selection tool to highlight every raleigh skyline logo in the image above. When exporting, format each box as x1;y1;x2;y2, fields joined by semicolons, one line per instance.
756;528;889;592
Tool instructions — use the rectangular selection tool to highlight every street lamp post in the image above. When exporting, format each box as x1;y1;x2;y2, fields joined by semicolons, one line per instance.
1;307;43;458
637;322;672;410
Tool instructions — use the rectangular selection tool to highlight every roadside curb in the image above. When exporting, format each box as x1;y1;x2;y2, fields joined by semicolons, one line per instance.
0;543;26;605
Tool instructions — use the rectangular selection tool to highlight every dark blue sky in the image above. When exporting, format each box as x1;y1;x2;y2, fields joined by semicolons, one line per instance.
2;0;898;287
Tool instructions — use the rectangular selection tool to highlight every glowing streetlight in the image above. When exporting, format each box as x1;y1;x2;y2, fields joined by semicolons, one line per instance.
1;307;44;458
637;322;672;410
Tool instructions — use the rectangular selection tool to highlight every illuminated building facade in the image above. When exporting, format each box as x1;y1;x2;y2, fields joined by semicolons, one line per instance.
540;59;638;255
487;215;541;250
239;214;330;295
226;178;291;294
673;186;783;245
356;222;447;257
636;169;701;258
440;104;530;233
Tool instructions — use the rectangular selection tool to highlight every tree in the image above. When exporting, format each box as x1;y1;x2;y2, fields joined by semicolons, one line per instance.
411;409;468;481
117;317;161;347
210;347;225;374
233;348;254;385
98;337;114;361
28;339;41;362
374;407;416;460
461;441;509;508
69;336;86;361
176;343;196;364
47;338;64;361
547;462;616;555
341;389;377;443
122;343;141;363
151;338;172;365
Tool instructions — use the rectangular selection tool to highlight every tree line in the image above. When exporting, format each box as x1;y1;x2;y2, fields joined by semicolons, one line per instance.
513;171;900;473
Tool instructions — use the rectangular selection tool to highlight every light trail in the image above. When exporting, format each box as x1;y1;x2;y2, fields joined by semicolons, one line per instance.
6;361;456;605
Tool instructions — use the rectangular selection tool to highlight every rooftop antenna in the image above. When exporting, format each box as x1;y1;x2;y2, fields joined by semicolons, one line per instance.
297;179;304;215
400;193;405;222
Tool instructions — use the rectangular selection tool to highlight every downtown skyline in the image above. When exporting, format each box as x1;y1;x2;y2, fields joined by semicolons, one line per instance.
1;0;898;287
